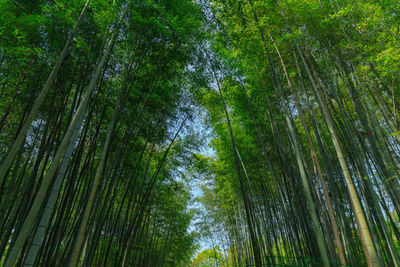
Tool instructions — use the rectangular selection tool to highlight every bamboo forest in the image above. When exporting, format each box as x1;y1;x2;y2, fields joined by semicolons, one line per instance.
1;0;400;266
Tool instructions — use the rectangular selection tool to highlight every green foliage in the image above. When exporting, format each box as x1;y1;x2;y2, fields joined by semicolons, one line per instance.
191;247;224;267
1;0;400;266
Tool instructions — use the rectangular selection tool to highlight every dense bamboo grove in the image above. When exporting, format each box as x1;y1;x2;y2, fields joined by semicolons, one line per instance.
0;0;202;266
1;0;400;266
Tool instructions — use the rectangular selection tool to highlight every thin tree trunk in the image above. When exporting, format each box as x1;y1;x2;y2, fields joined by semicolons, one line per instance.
23;108;86;266
68;52;130;267
282;100;330;267
0;0;90;185
4;31;116;267
206;51;263;267
270;36;345;265
294;46;380;266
